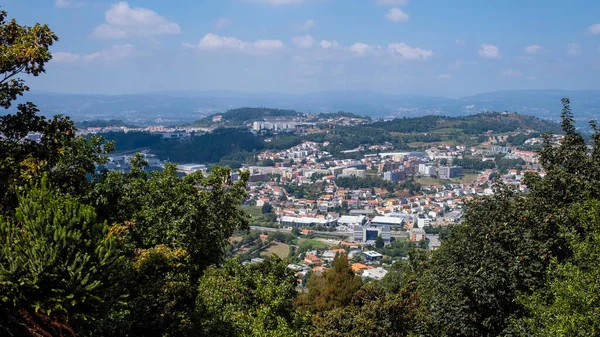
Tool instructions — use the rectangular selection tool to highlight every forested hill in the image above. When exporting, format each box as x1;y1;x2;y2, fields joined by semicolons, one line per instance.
370;111;562;134
190;107;303;126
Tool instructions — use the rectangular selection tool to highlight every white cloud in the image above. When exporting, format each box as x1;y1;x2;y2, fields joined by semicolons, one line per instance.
52;52;80;63
455;39;465;45
292;35;316;48
349;43;371;55
299;19;315;31
55;0;85;8
502;69;523;77
320;40;340;49
478;44;501;59
91;2;181;39
388;42;433;60
83;44;135;61
385;8;409;23
436;74;452;80
568;43;582;56
588;24;600;35
52;45;135;63
215;18;233;29
525;44;542;54
181;42;196;49
248;0;303;4
376;0;408;6
194;33;284;54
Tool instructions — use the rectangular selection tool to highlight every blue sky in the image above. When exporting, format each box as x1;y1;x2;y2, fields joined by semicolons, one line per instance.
5;0;600;97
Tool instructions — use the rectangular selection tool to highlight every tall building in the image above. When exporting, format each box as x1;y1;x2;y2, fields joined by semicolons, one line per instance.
383;170;406;182
438;166;463;179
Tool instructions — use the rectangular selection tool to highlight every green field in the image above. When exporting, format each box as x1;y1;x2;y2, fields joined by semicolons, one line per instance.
298;238;330;250
261;242;290;258
416;172;478;186
242;206;263;218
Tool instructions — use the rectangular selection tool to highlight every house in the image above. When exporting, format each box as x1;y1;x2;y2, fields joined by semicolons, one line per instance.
362;267;388;280
304;254;323;266
362;251;384;262
351;263;369;273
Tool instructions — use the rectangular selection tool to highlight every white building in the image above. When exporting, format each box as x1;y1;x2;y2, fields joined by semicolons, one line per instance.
177;164;207;175
417;217;431;228
362;267;388;280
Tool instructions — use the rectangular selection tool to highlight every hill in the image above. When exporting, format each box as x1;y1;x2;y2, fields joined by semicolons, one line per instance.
370;112;562;135
188;107;304;127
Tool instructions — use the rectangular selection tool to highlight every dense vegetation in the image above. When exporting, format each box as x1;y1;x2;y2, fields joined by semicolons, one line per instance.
3;11;600;337
191;107;302;126
370;112;562;135
335;175;421;194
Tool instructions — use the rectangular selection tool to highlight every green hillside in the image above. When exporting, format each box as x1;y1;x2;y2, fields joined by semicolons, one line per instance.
370;112;562;135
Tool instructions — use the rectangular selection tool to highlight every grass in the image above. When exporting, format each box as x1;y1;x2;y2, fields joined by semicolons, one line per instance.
242;206;263;218
298;238;330;250
417;173;479;186
261;242;290;258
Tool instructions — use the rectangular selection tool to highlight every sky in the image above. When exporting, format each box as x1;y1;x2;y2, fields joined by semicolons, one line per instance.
4;0;600;97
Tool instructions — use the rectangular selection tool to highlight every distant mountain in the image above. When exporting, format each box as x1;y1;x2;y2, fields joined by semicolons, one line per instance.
9;89;600;126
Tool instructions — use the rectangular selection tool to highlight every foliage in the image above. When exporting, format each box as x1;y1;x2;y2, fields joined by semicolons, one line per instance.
519;200;600;336
311;284;421;337
0;178;125;336
261;203;273;214
0;10;57;109
296;254;362;313
375;236;385;248
196;257;308;337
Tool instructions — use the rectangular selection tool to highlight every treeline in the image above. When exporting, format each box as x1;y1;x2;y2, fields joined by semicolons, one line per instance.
317;111;370;120
99;128;298;167
335;175;421;193
370;112;561;135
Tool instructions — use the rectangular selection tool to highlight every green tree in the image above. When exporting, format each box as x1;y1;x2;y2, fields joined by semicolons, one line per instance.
87;160;251;336
296;253;362;312
311;284;421;337
196;257;308;336
0;10;110;215
419;99;600;337
0;178;125;336
520;200;600;336
262;203;274;214
375;235;385;248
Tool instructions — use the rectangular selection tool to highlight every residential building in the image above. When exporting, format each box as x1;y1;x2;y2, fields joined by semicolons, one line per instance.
438;166;463;179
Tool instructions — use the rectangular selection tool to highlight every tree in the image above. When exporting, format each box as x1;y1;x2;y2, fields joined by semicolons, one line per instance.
262;203;273;214
291;227;301;236
311;284;421;337
375;235;385;248
196;257;308;336
439;158;448;166
296;253;362;312
0;10;110;215
86;160;251;336
0;178;125;336
419;99;600;337
520;200;600;336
